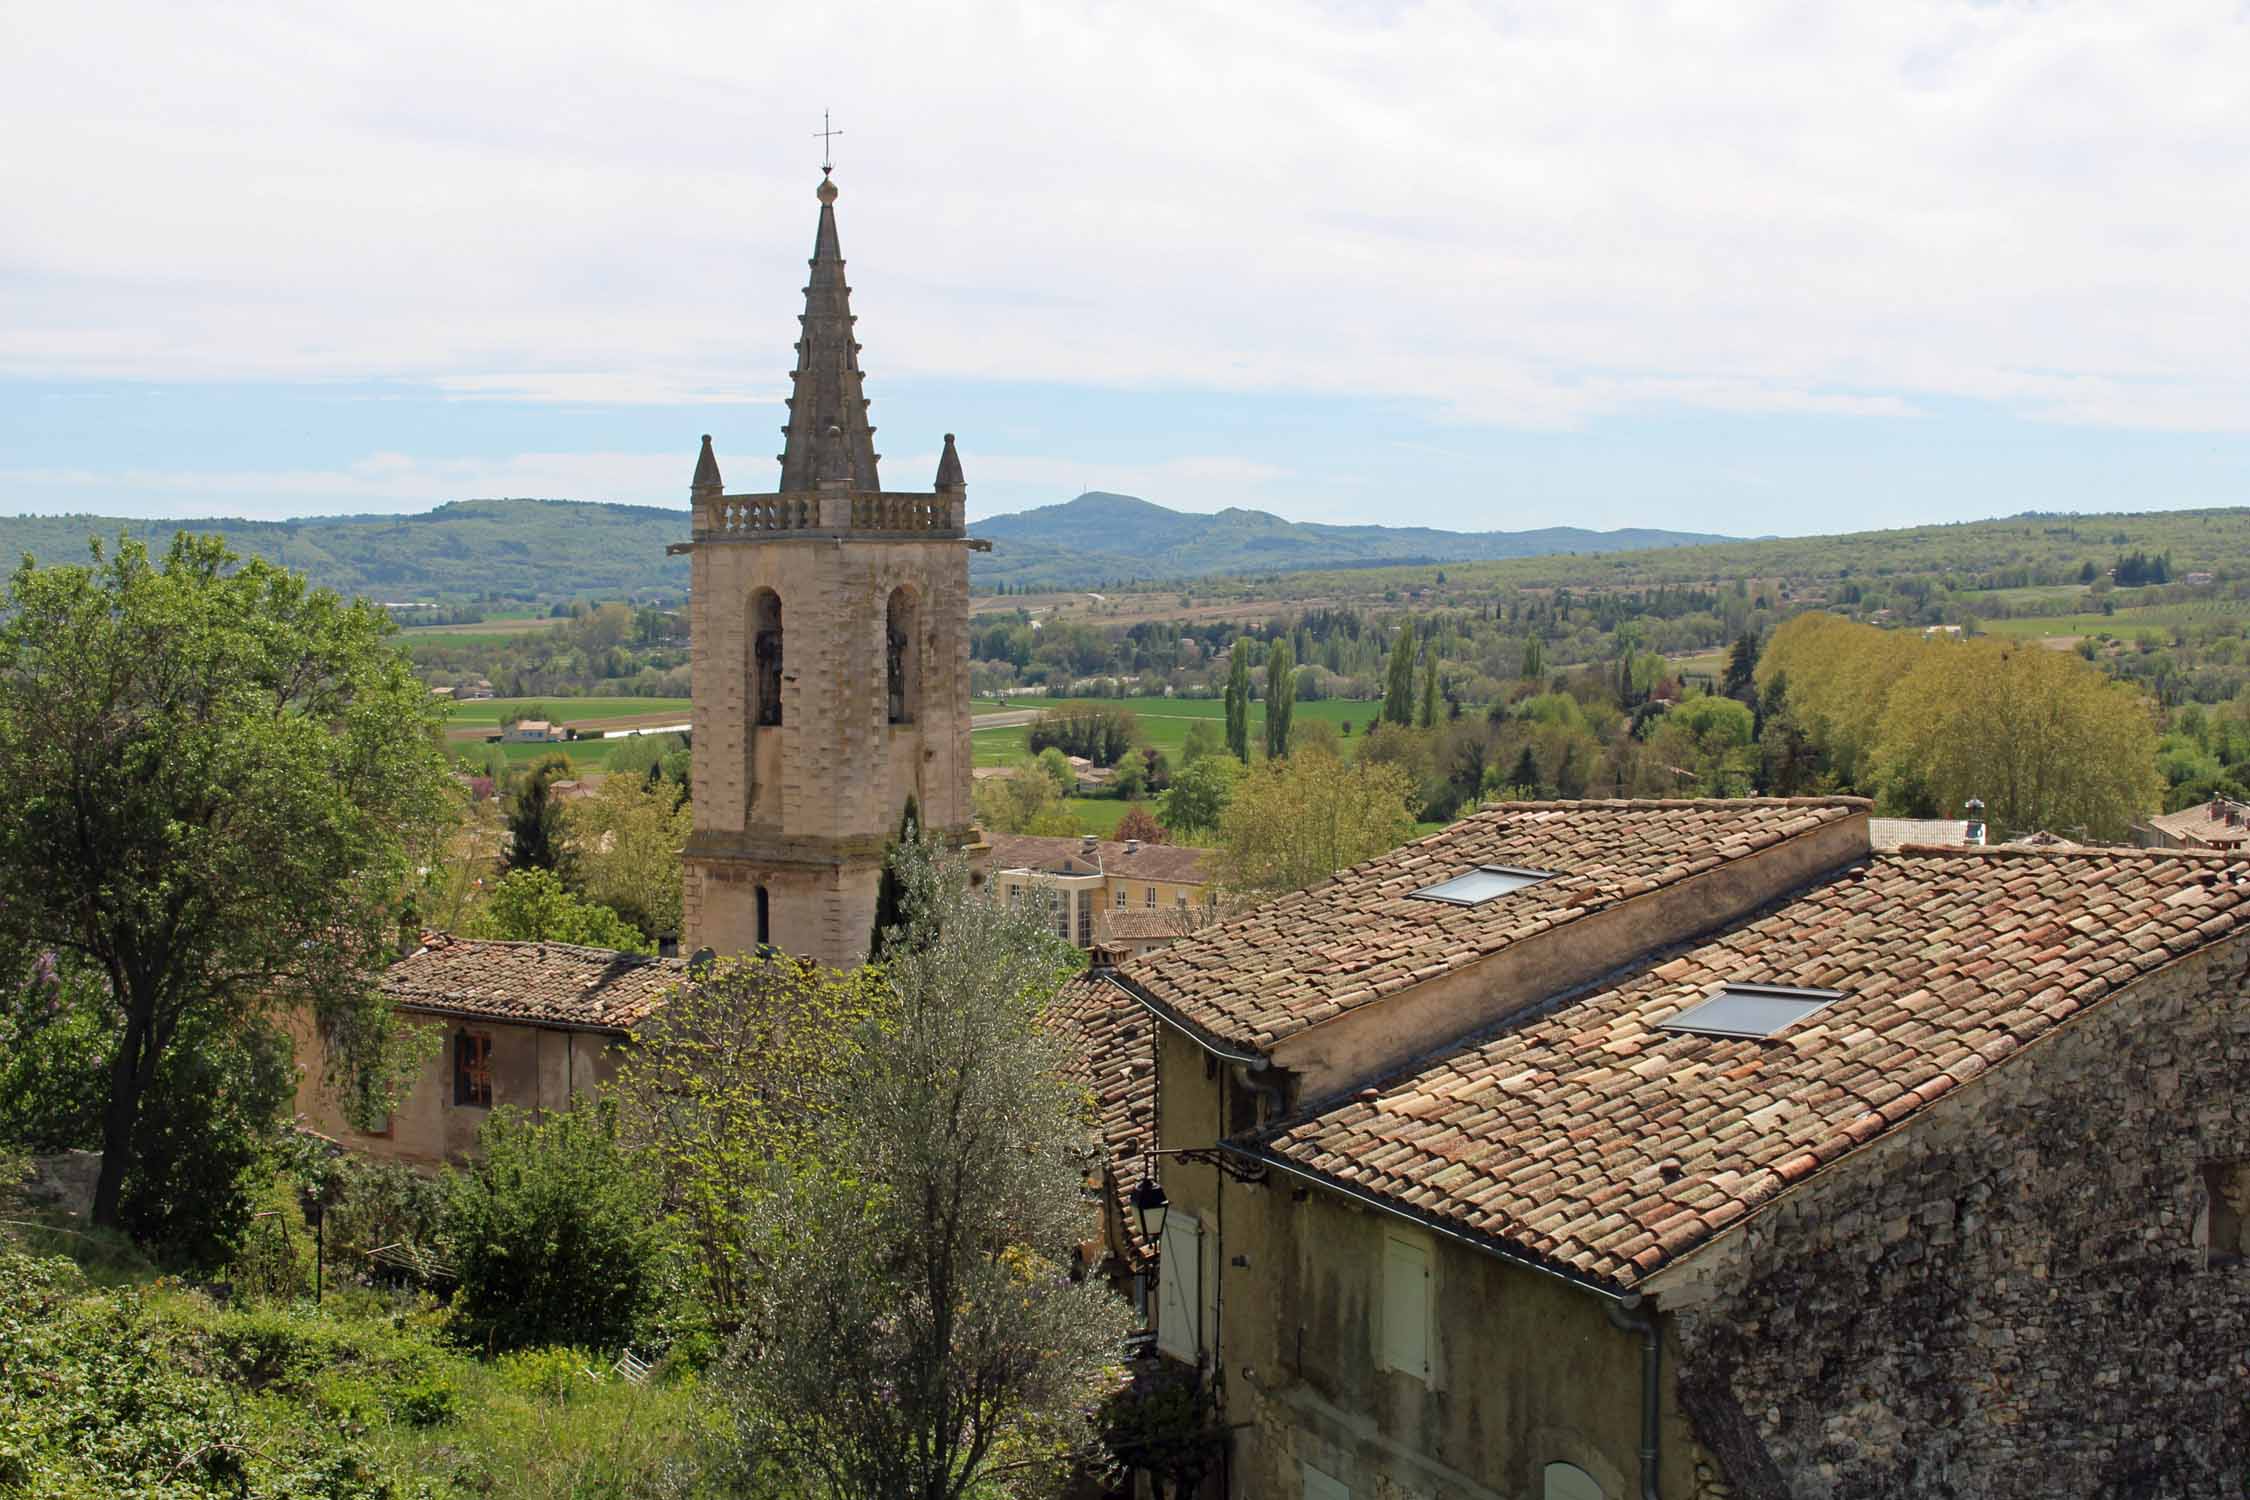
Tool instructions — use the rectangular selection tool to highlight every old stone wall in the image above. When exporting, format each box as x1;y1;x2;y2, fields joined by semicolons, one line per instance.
1656;934;2250;1500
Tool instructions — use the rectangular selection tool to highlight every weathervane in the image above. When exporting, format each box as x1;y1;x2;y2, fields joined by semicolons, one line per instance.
814;110;842;176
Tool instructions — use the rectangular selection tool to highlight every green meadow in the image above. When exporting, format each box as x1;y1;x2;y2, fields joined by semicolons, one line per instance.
972;695;1377;769
442;696;691;729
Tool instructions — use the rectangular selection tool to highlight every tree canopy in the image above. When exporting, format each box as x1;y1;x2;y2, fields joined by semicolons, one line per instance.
0;533;453;1227
1215;754;1415;895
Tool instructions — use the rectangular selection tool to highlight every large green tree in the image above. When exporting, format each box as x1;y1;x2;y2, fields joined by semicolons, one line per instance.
1215;754;1415;896
724;837;1132;1500
0;534;452;1228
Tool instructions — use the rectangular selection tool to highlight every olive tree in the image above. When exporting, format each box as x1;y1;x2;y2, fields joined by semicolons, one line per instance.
723;836;1133;1500
0;534;453;1229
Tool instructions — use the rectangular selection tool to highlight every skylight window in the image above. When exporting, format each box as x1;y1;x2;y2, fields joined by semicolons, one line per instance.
1658;984;1844;1039
1411;865;1555;906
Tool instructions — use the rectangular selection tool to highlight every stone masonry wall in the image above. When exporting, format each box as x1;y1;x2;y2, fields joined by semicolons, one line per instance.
1657;934;2250;1500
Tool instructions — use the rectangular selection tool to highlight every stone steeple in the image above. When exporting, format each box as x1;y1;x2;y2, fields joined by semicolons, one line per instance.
776;176;881;492
677;172;978;972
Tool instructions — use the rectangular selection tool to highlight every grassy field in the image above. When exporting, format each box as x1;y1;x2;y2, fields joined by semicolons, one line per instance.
973;695;1379;769
402;614;567;638
442;696;690;729
1972;604;2222;641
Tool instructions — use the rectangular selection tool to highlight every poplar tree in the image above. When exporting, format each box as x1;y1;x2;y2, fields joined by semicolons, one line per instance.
1264;639;1297;760
1418;652;1439;729
1383;621;1418;726
1225;646;1252;762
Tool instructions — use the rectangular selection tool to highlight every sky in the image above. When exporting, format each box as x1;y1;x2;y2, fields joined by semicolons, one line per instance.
4;1;2249;535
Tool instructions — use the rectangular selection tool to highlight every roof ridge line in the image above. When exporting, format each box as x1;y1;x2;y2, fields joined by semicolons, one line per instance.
1889;843;2250;863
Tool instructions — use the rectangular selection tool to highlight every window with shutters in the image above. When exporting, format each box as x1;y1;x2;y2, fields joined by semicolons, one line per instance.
1378;1231;1431;1380
452;1030;494;1109
1155;1212;1201;1363
1302;1462;1351;1500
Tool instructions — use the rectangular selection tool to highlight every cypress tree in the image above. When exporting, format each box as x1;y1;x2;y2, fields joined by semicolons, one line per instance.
1225;648;1251;762
1264;640;1296;760
1383;622;1417;726
1417;652;1438;729
868;795;921;959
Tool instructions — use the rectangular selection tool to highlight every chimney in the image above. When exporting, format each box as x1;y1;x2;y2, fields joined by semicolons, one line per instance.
1126;839;1141;854
1964;798;1987;846
1080;834;1099;855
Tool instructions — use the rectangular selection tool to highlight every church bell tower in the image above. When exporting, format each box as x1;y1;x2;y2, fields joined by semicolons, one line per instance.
678;172;978;969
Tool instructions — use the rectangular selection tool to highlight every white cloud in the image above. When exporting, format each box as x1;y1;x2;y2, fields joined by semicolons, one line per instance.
1;451;689;519
5;0;2250;430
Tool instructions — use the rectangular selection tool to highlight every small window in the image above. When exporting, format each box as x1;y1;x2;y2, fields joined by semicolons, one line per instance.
1378;1231;1431;1379
1659;983;1845;1039
1145;886;1158;909
1116;887;1128;910
453;1030;494;1108
1412;865;1555;905
755;884;771;948
2202;1159;2250;1268
1176;891;1188;909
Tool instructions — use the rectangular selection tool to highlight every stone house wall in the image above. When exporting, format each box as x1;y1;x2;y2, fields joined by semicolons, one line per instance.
291;1011;616;1167
1651;932;2250;1499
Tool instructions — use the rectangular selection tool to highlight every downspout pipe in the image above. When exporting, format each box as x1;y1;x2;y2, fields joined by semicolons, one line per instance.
1606;1292;1661;1500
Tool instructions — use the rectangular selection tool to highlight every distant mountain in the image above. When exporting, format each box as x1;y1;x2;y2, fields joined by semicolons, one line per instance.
966;492;1738;589
0;492;1735;604
0;499;694;605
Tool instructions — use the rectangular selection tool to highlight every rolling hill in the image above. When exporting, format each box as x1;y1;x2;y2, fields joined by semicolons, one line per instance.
0;493;1736;601
969;493;1737;589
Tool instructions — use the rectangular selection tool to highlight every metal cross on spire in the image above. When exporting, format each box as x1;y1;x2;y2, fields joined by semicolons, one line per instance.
814;110;842;176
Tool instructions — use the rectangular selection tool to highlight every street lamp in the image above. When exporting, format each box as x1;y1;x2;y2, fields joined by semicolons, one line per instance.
1131;1173;1169;1244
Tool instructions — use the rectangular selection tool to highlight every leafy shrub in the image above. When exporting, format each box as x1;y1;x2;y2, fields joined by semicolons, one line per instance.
494;1346;605;1404
122;1015;298;1269
394;1376;461;1428
442;1100;667;1353
323;1155;448;1278
0;1246;388;1498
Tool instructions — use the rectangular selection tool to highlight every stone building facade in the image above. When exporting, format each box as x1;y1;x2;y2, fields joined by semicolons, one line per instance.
679;173;980;970
1092;799;2250;1499
291;936;684;1165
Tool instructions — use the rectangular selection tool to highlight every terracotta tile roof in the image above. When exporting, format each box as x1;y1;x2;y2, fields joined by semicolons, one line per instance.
383;935;686;1033
1247;846;2250;1292
1125;798;1867;1051
1046;969;1158;1265
986;832;1212;885
2147;799;2250;846
1099;908;1190;943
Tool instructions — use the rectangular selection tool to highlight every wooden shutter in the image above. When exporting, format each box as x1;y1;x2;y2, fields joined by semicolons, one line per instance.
1379;1232;1430;1378
1156;1213;1200;1363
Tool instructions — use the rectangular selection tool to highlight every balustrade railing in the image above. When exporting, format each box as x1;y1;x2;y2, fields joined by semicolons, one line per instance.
709;495;816;533
851;494;947;532
696;492;957;537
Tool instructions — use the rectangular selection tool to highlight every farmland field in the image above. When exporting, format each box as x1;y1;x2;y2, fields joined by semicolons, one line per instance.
443;695;690;727
971;695;1380;768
